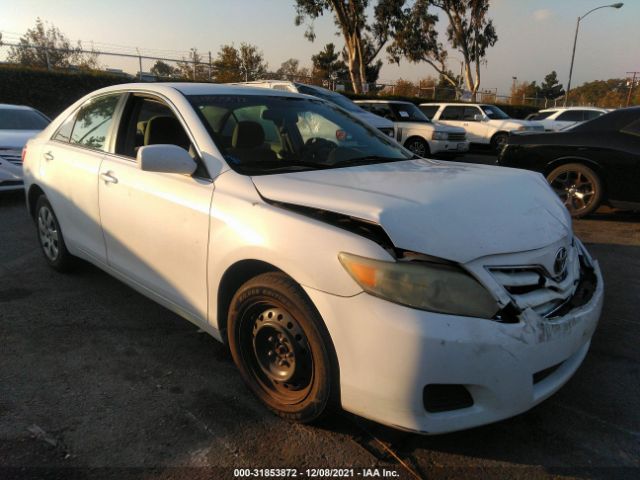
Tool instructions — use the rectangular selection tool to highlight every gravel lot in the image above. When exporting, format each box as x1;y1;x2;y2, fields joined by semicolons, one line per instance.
1;154;639;479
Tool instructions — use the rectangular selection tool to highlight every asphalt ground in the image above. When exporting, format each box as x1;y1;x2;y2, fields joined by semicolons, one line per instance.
1;154;639;479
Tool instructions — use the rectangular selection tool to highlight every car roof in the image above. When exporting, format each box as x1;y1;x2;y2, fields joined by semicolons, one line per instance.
538;107;608;112
90;82;308;99
0;104;38;111
354;99;413;105
419;103;490;107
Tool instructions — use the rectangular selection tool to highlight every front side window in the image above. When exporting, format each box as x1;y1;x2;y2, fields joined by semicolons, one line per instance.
556;110;584;122
440;106;464;120
584;110;604;121
70;95;120;151
360;103;395;121
189;95;413;175
463;107;482;121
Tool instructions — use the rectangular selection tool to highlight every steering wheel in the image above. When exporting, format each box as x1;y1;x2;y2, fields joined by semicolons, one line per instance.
301;137;337;164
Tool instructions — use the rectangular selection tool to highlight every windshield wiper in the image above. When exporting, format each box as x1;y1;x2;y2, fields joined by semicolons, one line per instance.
229;158;335;172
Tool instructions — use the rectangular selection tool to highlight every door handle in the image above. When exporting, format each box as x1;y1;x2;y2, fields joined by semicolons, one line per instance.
44;151;54;161
100;171;118;184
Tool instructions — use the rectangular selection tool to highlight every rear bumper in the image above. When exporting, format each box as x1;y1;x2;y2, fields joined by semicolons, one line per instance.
304;261;603;434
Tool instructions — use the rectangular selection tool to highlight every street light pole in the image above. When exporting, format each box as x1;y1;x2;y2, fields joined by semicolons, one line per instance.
564;3;623;106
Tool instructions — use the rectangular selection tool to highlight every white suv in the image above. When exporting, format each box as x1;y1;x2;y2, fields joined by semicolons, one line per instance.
421;103;544;150
22;83;603;434
355;100;469;157
529;107;608;132
234;80;395;137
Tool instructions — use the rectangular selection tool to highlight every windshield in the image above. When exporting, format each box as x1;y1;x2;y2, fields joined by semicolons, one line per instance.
390;103;430;122
189;94;413;175
295;84;362;113
480;105;510;120
0;108;49;130
529;111;555;120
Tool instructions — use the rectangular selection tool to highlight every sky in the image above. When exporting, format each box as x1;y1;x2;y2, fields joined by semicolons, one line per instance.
1;0;638;95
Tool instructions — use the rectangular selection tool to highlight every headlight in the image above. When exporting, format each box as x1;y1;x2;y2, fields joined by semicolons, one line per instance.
432;131;448;140
516;125;529;131
338;253;499;318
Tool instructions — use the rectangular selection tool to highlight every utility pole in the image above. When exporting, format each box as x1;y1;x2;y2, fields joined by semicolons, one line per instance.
626;71;639;107
136;48;142;81
208;51;212;82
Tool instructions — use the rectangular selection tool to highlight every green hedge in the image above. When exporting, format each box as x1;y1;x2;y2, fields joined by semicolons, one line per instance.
343;92;539;119
0;66;134;117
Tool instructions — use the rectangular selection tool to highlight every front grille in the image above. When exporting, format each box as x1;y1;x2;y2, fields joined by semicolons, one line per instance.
448;132;466;142
533;362;563;384
489;246;581;317
0;180;23;187
0;149;22;166
378;127;394;138
423;384;474;413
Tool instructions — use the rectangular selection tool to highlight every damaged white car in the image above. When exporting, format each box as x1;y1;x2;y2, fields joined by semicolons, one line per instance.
22;84;603;434
0;104;50;191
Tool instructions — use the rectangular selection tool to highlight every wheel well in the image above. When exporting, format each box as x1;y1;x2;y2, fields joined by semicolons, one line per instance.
490;131;508;143
27;184;45;219
217;260;280;343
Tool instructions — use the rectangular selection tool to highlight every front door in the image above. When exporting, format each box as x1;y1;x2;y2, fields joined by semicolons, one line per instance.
98;94;213;320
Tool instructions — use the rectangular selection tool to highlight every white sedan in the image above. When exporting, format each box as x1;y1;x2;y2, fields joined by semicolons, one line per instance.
23;83;603;434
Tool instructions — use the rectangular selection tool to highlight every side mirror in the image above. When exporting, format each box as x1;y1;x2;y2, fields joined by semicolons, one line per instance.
473;113;484;122
136;144;197;175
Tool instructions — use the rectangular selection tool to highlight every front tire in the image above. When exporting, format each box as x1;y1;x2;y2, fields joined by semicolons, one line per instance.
491;132;509;152
546;163;603;217
228;272;335;423
404;137;430;157
35;195;76;272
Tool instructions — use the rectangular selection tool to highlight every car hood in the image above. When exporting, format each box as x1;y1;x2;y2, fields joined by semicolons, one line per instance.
0;130;41;149
353;110;394;129
252;160;571;263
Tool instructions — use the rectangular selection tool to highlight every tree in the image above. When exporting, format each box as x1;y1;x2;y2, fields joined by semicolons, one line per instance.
239;43;269;82
311;43;347;84
539;71;565;105
213;45;242;83
7;18;98;70
176;48;210;81
294;0;406;94
276;58;310;82
150;60;177;79
388;0;497;100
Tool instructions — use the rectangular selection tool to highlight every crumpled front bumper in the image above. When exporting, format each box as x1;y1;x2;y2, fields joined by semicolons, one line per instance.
304;260;603;434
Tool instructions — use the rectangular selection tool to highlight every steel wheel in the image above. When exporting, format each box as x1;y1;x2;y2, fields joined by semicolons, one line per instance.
547;163;602;217
38;205;60;261
239;303;314;404
228;272;335;422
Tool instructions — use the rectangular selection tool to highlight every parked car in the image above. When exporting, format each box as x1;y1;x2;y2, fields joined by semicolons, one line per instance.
0;104;50;192
232;80;395;137
355;100;469;157
420;102;544;150
529;107;608;132
498;107;640;217
23;83;603;434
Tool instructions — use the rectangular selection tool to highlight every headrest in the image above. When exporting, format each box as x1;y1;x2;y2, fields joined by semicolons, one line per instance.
144;116;189;148
232;121;265;149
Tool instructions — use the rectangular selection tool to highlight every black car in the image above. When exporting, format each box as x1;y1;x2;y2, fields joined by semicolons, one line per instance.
498;107;640;217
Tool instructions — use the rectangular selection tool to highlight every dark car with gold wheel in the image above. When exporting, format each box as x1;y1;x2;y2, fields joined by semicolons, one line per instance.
497;107;640;217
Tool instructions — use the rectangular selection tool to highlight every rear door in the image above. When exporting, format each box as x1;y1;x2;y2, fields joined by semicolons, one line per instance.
98;93;213;320
553;110;584;131
39;93;122;262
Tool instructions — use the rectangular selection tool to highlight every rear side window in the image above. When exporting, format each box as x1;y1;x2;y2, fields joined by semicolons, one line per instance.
530;111;555;120
419;105;439;119
556;110;584;122
440;106;464;120
70;95;120;151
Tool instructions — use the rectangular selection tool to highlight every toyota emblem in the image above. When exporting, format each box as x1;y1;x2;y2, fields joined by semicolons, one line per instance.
554;247;568;276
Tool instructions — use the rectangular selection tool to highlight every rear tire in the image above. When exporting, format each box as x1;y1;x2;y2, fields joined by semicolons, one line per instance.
546;163;603;218
35;195;76;272
227;272;336;423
